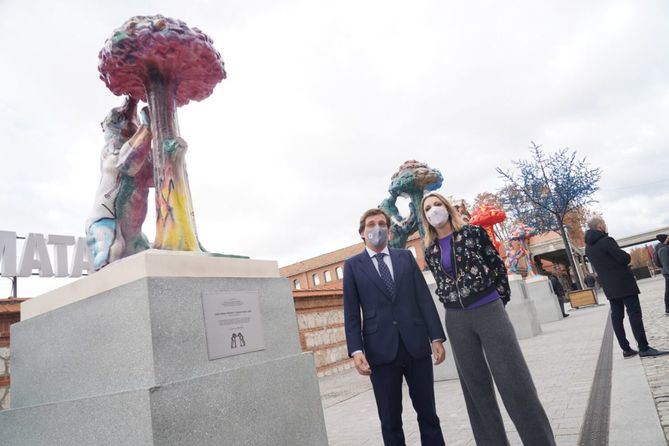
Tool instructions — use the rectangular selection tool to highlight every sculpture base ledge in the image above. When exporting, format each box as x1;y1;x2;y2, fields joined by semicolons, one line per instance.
21;249;279;320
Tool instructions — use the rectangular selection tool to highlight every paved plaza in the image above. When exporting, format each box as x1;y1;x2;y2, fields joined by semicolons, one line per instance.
320;276;669;445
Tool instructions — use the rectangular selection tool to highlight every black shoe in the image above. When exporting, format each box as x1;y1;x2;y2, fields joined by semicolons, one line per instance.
622;349;638;358
639;347;669;357
562;313;570;318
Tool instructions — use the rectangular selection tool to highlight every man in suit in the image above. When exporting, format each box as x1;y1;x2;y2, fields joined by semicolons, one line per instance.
585;216;667;358
343;208;447;445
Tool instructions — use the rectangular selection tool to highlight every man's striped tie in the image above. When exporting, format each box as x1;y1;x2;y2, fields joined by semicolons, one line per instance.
374;253;395;295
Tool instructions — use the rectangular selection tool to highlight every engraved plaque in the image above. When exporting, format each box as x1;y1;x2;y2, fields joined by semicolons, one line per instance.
202;291;266;360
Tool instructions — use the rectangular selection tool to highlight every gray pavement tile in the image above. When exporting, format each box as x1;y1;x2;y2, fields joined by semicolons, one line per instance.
636;276;669;444
321;294;610;445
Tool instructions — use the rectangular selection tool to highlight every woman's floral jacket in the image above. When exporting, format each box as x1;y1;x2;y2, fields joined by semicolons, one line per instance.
424;225;511;309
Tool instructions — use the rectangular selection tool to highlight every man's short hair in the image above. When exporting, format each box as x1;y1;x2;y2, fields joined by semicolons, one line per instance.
587;216;606;230
358;208;390;234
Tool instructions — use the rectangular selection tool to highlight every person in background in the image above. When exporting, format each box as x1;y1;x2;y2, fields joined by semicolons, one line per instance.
584;274;597;289
548;273;570;317
584;216;668;358
653;234;669;315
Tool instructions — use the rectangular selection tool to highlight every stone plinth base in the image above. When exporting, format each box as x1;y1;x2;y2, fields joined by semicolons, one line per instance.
0;355;323;446
0;252;327;446
525;276;564;323
506;275;542;339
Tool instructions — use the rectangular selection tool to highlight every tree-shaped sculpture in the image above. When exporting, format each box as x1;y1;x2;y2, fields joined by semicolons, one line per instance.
99;15;226;250
509;223;539;278
469;205;506;253
497;142;601;288
378;160;443;248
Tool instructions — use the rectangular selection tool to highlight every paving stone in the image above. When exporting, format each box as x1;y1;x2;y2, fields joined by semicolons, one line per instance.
321;299;610;445
637;276;669;444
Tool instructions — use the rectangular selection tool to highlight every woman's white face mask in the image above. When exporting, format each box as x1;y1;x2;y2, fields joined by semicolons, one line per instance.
425;206;450;228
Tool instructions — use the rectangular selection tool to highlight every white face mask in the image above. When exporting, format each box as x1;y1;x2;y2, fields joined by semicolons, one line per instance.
366;226;388;249
426;206;450;228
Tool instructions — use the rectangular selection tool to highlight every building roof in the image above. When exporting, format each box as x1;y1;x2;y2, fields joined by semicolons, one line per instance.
0;298;28;314
279;232;422;277
293;288;343;299
280;242;364;277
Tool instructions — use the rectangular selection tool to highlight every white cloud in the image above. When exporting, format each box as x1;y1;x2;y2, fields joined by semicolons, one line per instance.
1;0;669;296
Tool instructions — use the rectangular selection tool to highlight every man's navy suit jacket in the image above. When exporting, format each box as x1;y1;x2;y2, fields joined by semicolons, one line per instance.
343;248;446;366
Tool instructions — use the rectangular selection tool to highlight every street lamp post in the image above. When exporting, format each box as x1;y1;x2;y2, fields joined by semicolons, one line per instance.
562;225;584;290
2;277;17;298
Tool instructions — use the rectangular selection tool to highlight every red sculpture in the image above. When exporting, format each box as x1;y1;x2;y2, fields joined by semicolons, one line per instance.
469;205;507;252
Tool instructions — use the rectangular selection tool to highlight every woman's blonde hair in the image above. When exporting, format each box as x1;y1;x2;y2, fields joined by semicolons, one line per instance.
420;192;467;247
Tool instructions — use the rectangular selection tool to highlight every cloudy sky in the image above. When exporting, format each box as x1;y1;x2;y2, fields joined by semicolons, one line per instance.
2;0;669;296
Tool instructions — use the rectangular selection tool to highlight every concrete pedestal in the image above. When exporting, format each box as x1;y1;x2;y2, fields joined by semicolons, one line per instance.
423;271;459;382
0;251;328;446
505;274;542;339
525;275;564;323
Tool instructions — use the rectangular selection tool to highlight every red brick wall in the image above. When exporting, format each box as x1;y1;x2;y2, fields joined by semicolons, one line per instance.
0;307;21;410
0;314;18;348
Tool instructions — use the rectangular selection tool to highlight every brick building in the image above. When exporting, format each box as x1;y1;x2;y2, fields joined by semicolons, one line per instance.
0;298;25;411
292;288;349;376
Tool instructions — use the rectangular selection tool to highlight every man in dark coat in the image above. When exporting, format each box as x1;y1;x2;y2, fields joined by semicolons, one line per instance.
584;216;667;358
654;233;669;315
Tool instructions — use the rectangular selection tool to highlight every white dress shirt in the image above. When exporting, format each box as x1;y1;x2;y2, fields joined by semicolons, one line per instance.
366;246;394;279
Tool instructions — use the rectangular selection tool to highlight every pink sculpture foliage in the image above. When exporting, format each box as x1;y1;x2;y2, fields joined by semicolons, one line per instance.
98;15;226;106
98;15;226;251
509;223;539;277
509;223;539;241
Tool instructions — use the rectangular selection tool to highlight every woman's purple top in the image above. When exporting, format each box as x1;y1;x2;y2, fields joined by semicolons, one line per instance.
438;234;500;310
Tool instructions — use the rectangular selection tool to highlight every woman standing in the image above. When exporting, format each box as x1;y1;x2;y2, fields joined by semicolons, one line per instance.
420;192;555;446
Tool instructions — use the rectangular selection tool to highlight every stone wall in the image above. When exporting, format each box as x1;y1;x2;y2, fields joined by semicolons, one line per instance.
292;290;352;376
0;299;24;411
0;347;9;410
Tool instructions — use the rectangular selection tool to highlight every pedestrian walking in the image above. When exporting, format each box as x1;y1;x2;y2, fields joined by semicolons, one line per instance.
653;233;669;315
584;216;668;358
